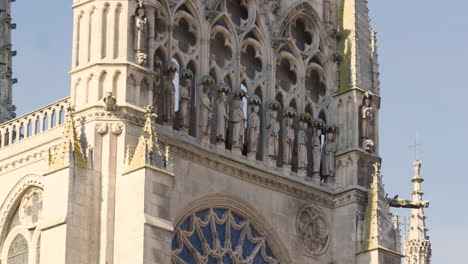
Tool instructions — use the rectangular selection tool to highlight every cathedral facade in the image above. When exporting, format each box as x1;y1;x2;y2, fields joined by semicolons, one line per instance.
0;0;431;263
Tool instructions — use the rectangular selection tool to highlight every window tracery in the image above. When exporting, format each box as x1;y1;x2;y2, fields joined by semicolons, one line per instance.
172;208;280;264
1;187;43;264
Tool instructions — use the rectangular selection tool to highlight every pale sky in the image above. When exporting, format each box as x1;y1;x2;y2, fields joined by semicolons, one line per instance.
10;0;467;262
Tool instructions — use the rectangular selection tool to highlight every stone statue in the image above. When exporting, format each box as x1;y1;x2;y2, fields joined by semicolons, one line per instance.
312;123;323;175
283;111;295;165
135;1;147;65
215;86;229;143
179;70;192;131
164;63;178;123
231;98;246;148
322;127;337;178
267;104;280;159
247;98;261;154
103;92;117;111
361;92;374;152
297;119;309;170
199;77;214;136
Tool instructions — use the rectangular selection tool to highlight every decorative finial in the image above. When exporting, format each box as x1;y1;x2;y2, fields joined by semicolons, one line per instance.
372;162;381;175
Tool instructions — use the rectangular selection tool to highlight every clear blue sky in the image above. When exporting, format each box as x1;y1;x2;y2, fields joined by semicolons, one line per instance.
11;0;466;262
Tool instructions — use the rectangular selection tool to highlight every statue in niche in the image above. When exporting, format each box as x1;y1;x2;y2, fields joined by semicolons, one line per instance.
199;77;214;136
361;92;374;152
163;63;178;123
312;121;324;175
247;96;261;154
215;84;230;143
298;115;311;170
267;102;280;159
153;60;163;117
231;94;246;149
134;1;148;65
322;127;337;180
179;70;192;131
283;109;296;166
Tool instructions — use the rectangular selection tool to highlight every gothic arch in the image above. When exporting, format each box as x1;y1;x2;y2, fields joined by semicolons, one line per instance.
172;194;292;263
0;175;44;251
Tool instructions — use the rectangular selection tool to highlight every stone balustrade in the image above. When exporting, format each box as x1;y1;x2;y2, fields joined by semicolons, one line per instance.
0;97;69;148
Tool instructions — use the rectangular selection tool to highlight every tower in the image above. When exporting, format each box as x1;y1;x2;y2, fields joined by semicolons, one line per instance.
405;160;432;264
0;0;16;122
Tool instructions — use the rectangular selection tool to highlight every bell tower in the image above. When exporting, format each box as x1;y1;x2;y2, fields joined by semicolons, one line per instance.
70;0;156;111
0;0;16;122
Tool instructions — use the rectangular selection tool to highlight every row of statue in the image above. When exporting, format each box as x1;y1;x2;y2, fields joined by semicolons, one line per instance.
151;62;338;180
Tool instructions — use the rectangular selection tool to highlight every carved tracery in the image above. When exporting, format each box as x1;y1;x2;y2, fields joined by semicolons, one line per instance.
172;208;280;264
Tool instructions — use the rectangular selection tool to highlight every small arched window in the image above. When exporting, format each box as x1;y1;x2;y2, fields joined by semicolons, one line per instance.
7;234;28;263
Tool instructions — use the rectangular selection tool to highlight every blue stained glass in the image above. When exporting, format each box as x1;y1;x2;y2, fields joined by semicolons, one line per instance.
172;208;279;264
172;232;180;249
180;215;192;231
207;255;218;264
216;221;227;248
179;243;197;264
252;251;267;264
195;209;210;221
200;223;215;250
187;230;205;256
231;212;244;225
250;226;261;239
230;225;241;250
213;208;226;218
222;254;234;264
242;236;258;260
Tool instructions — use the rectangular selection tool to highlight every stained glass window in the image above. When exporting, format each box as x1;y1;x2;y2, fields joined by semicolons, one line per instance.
7;234;28;264
172;208;279;264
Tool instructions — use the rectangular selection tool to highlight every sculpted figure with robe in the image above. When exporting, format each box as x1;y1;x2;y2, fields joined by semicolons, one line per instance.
163;64;177;123
247;101;261;153
215;88;229;143
322;127;337;178
283;113;295;165
199;78;214;136
135;1;148;65
267;106;280;159
297;119;309;170
179;70;192;130
231;99;246;148
312;124;323;175
361;93;374;151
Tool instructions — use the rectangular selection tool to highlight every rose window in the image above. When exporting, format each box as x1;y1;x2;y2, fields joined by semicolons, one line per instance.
172;208;280;264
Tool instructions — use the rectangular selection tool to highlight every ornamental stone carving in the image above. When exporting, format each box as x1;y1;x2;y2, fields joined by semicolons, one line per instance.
297;204;330;256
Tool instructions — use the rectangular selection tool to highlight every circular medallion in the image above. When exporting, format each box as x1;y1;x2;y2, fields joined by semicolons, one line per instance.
19;188;43;229
296;204;330;256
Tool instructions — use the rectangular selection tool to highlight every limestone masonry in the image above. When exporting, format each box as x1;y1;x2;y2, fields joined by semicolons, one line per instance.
0;0;431;263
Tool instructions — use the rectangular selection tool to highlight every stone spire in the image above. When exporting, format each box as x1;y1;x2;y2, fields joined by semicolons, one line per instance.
48;106;86;171
0;0;16;122
405;160;432;264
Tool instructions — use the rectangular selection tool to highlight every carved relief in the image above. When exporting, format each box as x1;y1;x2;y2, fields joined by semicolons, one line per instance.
297;204;330;256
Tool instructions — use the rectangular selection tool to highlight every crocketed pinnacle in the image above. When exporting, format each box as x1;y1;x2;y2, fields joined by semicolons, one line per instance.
48;106;86;170
127;106;169;171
